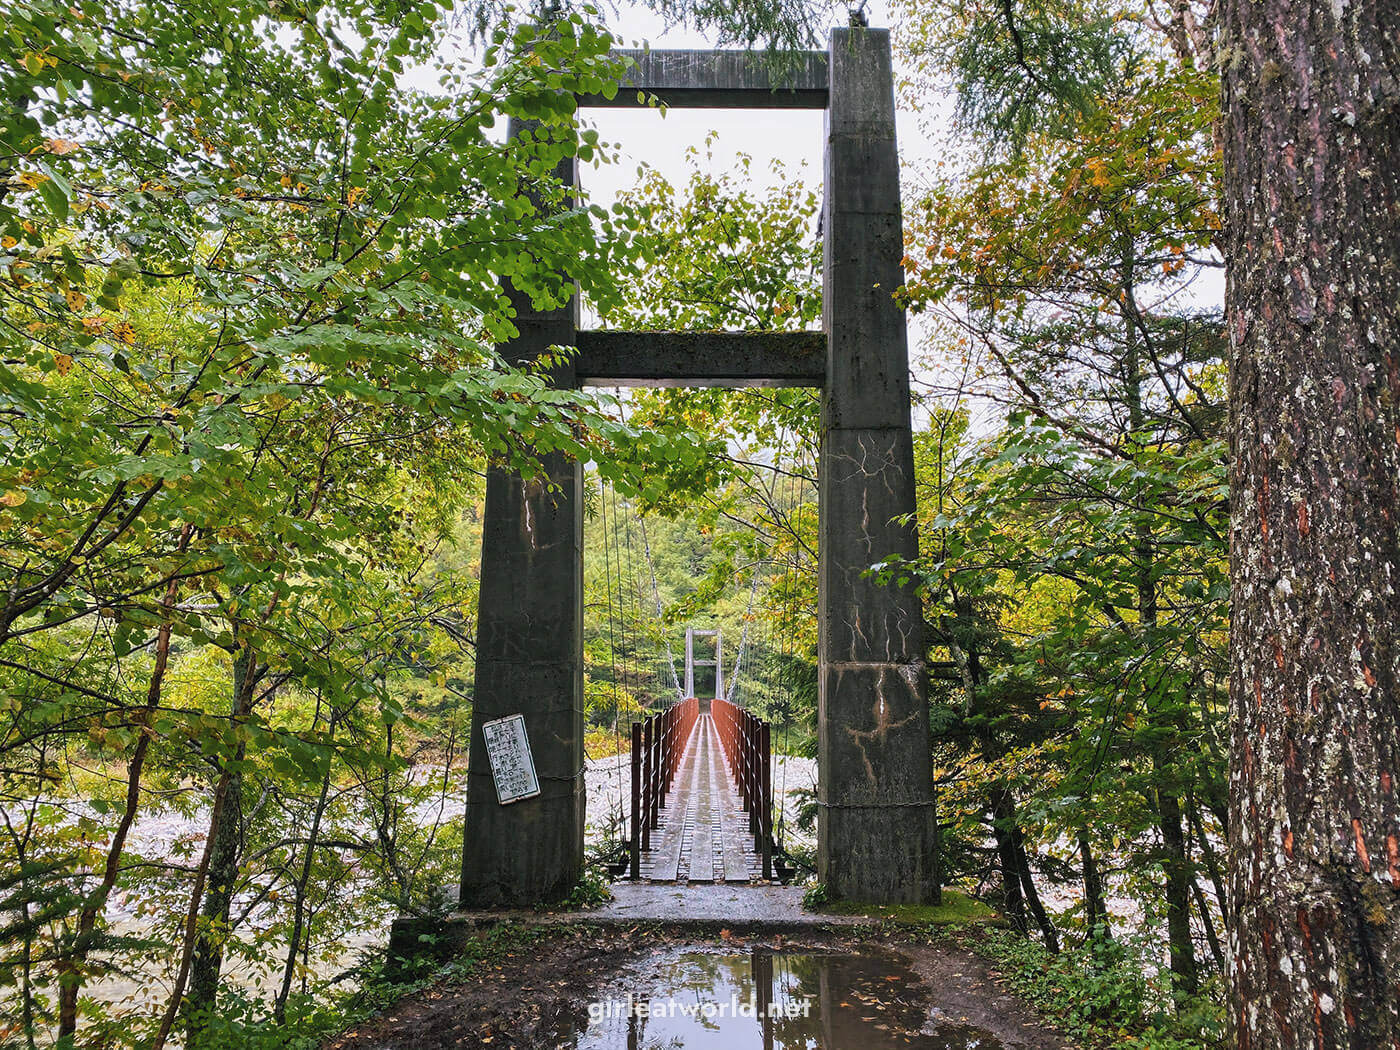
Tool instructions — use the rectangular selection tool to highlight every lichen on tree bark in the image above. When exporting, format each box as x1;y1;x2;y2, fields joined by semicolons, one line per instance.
1222;0;1400;1046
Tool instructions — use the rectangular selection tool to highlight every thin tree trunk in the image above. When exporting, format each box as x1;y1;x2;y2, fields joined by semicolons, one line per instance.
1154;769;1200;997
1123;239;1200;1001
949;619;1033;941
1187;799;1230;928
990;786;1028;934
1222;0;1400;1044
1191;873;1226;976
1012;831;1059;953
274;710;336;1024
150;642;257;1050
185;643;253;1044
1078;829;1111;941
57;524;190;1040
150;768;234;1050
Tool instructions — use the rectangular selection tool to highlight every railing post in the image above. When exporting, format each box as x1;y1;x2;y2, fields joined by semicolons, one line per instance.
746;713;757;833
761;722;772;879
630;721;642;878
651;712;662;829
666;707;676;791
664;708;672;792
641;717;653;851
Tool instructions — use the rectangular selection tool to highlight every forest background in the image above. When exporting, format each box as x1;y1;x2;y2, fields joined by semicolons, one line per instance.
3;0;1235;1047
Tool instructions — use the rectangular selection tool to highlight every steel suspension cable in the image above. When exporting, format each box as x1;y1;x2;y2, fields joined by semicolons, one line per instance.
730;423;791;709
616;392;684;705
776;427;804;850
599;479;627;832
723;547;763;705
637;514;684;702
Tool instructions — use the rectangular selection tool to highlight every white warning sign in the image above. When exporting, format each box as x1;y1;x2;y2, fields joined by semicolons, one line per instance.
482;714;541;805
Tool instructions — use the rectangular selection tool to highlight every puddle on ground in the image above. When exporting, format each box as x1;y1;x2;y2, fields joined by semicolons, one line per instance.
569;946;1006;1049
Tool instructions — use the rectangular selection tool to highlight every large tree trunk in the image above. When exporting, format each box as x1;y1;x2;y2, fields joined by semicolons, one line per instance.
1221;1;1400;1045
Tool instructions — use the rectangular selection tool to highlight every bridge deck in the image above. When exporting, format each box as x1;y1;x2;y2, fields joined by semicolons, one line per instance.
639;714;762;883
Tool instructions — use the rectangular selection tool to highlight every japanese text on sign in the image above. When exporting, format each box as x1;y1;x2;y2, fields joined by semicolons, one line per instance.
481;714;540;804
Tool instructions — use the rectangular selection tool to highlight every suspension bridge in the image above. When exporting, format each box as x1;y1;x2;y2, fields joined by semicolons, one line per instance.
460;25;941;908
594;480;795;886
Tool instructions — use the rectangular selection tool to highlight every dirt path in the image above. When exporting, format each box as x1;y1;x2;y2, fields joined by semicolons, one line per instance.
326;924;1069;1050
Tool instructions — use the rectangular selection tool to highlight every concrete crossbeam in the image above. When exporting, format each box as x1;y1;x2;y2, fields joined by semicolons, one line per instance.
574;330;825;388
578;49;828;108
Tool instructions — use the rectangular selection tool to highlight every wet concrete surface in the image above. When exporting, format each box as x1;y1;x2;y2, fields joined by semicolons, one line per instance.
446;884;867;930
586;883;858;925
571;944;1007;1049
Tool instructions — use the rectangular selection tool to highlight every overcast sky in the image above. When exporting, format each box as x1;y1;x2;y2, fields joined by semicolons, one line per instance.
575;1;949;209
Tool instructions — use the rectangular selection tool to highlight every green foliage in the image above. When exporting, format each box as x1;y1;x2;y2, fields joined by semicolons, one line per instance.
808;889;997;927
0;2;709;1043
559;861;614;910
605;143;821;332
598;145;823;516
643;0;830;50
896;0;1151;151
587;147;823;755
976;929;1224;1048
895;0;1228;1020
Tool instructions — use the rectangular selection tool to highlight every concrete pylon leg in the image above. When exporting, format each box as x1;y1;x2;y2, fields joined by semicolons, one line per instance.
816;26;939;903
460;120;584;907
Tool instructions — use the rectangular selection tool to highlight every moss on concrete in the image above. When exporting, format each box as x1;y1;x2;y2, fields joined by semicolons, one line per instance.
808;888;998;926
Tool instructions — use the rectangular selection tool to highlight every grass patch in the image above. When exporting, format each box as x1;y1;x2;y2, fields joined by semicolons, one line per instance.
969;927;1225;1050
804;886;998;926
190;922;571;1049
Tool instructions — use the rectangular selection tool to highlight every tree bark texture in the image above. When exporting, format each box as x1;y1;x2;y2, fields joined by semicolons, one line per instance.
1222;1;1400;1045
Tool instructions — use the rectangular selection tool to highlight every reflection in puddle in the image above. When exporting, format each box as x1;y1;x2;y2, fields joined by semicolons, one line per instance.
572;947;1006;1049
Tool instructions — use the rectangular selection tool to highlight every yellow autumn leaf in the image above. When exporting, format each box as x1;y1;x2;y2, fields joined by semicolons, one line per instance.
45;138;79;155
53;352;73;375
18;171;50;190
65;290;86;311
82;317;105;332
1;236;16;250
1;491;26;508
111;321;136;344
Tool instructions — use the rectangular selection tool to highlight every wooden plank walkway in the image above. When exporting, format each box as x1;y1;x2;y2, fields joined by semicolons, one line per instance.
638;714;762;883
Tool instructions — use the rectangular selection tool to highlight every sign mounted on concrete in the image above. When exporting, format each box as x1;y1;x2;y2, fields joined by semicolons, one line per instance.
481;714;540;805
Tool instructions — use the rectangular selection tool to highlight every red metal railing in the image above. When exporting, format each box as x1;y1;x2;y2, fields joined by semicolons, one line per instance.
711;697;773;880
629;696;698;878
